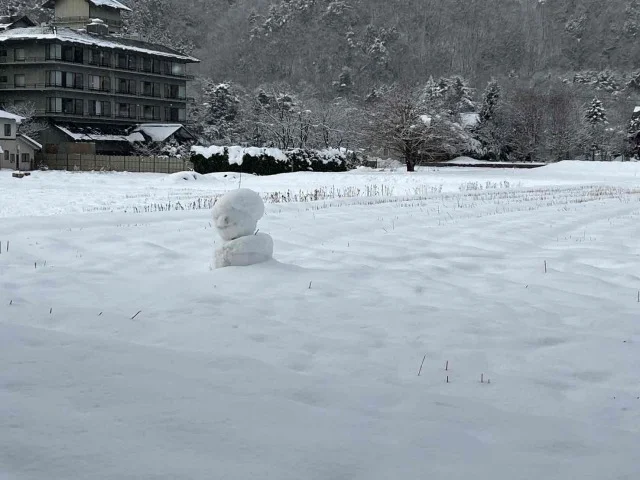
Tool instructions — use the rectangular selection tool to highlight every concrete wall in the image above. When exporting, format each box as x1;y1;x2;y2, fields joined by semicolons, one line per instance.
54;0;90;19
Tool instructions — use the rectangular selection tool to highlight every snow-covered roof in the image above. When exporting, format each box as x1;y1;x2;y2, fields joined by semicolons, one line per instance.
0;109;25;123
0;15;37;30
42;0;131;11
55;125;144;143
634;106;640;113
132;124;183;142
18;134;42;150
0;27;199;62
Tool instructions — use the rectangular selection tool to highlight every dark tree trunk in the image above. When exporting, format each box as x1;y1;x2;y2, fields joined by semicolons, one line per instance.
405;155;415;172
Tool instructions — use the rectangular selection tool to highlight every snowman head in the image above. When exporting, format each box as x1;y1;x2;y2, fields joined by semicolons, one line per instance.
212;188;265;241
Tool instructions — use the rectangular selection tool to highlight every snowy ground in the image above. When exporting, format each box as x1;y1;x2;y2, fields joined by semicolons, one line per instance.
1;162;640;479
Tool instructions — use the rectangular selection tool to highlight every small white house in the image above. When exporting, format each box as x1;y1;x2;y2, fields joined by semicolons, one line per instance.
0;109;42;170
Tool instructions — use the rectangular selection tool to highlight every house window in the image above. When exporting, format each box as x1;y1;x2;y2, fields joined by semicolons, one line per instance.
3;123;11;137
4;151;9;161
14;48;25;61
14;74;25;87
46;43;62;60
21;153;29;163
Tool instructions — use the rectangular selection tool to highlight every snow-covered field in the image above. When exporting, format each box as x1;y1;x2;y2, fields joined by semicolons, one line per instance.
1;162;639;479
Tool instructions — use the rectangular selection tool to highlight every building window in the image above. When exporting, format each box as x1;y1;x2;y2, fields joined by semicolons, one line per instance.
165;62;185;76
65;72;83;89
142;105;160;120
57;98;83;115
3;123;11;137
117;103;136;118
117;53;137;70
47;71;62;86
46;72;83;89
117;78;136;95
47;97;62;113
165;107;186;122
14;74;25;87
88;49;110;67
141;81;160;97
164;84;186;100
88;100;111;117
141;56;152;72
0;76;7;83
0;50;7;57
88;74;110;92
46;43;61;60
14;48;25;61
61;45;83;63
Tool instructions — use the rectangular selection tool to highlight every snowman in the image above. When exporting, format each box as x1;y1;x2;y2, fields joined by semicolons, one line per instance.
212;188;273;268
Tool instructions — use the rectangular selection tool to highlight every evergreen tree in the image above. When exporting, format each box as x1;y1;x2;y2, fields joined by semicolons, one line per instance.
479;79;501;124
584;97;608;160
584;98;607;125
193;81;246;145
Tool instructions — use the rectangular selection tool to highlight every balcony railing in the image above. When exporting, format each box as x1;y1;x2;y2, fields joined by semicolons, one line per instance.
0;57;194;79
53;16;124;29
34;109;150;122
0;83;192;103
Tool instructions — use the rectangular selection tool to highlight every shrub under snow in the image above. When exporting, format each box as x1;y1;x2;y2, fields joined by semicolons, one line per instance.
190;145;355;175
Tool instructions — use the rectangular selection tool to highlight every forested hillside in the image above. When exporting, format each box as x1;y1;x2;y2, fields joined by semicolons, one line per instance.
4;0;640;164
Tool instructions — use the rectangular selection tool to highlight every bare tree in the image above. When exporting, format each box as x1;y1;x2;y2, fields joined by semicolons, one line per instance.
5;102;48;140
365;86;471;171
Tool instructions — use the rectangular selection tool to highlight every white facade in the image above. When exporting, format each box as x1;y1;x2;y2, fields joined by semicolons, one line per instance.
0;110;41;170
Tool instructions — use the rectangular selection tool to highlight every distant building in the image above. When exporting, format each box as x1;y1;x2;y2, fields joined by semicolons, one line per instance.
0;109;42;170
0;15;38;31
0;0;200;155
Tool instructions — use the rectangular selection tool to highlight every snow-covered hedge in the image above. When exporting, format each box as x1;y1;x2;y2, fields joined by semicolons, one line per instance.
190;146;355;175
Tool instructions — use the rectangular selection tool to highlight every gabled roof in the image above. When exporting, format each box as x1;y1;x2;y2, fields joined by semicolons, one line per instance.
131;124;195;142
18;134;42;150
0;15;38;31
55;124;144;143
42;0;131;11
0;27;199;62
0;109;25;123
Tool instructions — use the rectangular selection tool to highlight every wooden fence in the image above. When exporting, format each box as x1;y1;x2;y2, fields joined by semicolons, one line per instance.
36;153;193;173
